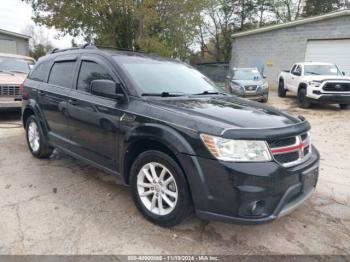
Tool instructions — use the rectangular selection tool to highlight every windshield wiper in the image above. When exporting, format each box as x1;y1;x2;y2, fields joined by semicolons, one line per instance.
142;92;186;97
305;72;320;75
193;90;227;96
9;70;28;74
0;70;15;75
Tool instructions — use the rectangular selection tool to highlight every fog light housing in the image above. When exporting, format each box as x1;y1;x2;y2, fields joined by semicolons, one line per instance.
249;200;266;216
313;90;321;95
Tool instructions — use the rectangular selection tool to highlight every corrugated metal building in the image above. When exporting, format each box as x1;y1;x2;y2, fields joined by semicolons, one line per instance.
230;10;350;86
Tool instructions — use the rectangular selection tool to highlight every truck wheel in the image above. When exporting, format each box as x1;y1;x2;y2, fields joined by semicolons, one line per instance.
278;80;287;97
25;115;53;158
339;104;349;110
130;150;192;227
297;89;311;108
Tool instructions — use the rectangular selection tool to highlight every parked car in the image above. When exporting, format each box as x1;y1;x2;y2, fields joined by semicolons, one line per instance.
0;53;35;110
225;67;269;103
22;45;320;227
278;62;350;109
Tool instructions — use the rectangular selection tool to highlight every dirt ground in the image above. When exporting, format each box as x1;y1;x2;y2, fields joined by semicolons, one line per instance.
0;90;349;255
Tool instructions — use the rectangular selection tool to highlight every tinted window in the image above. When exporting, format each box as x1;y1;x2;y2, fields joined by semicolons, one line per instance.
77;61;113;92
115;56;221;95
304;64;341;76
231;69;261;81
28;61;50;82
48;61;76;88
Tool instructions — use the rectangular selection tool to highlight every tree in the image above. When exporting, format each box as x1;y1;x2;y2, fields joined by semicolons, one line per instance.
23;0;204;60
303;0;347;17
270;0;304;22
23;25;53;60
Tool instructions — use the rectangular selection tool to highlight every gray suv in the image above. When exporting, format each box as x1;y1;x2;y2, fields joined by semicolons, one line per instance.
225;68;269;103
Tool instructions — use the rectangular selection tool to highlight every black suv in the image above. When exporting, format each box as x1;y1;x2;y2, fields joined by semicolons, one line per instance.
22;45;320;227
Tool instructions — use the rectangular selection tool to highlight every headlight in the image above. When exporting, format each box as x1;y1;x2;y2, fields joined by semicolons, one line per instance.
261;82;269;89
230;83;242;90
200;134;272;162
308;81;322;87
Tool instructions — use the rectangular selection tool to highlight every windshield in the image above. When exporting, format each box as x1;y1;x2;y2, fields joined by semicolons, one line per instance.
304;65;341;76
231;69;261;81
0;56;31;74
115;56;221;95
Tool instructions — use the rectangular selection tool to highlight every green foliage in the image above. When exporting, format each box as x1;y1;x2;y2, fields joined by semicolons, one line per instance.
23;0;347;62
24;0;204;60
303;0;342;17
30;43;53;60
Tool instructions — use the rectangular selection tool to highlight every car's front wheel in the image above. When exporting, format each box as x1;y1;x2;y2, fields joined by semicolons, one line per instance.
130;150;192;227
25;115;53;158
278;80;287;97
297;88;311;108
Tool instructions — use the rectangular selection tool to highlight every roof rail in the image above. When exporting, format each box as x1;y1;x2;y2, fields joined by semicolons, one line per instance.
96;45;144;53
50;43;97;54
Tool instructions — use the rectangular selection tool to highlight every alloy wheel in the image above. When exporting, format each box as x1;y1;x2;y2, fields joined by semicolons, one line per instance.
28;121;40;152
137;162;178;216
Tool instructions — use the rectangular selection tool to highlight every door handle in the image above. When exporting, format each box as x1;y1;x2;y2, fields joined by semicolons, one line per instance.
68;99;79;106
38;90;45;96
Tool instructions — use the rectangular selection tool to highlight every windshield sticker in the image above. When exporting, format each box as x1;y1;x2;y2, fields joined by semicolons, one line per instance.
330;68;337;73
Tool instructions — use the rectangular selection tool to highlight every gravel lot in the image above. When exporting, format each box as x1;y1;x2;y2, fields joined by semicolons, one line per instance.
0;90;349;255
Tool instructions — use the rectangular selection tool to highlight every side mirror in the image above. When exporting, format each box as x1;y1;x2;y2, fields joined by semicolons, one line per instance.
91;79;125;101
342;72;346;76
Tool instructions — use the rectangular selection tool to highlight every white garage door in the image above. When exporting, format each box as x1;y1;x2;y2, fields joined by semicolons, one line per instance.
305;39;350;76
0;39;17;54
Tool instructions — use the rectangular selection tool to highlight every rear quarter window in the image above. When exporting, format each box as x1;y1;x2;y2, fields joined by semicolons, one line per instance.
28;60;50;82
48;61;76;88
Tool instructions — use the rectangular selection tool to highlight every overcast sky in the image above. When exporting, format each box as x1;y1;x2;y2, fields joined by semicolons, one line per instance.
0;0;79;48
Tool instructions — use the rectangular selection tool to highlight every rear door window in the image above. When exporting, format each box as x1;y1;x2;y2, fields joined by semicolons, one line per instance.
48;61;76;88
76;61;113;93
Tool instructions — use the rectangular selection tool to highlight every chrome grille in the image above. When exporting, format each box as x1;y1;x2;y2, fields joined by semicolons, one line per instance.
0;85;20;97
244;85;257;92
268;133;311;167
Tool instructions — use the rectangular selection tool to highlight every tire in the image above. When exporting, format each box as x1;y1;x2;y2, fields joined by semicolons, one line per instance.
278;80;287;97
339;104;349;110
297;88;311;108
25;115;53;158
130;150;192;227
261;94;268;103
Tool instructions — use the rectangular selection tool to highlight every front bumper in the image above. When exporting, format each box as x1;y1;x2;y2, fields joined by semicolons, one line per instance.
0;97;22;109
179;146;320;224
315;94;350;104
230;88;268;101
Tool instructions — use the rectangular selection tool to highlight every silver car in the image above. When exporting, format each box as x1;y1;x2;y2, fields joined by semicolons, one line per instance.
225;67;269;103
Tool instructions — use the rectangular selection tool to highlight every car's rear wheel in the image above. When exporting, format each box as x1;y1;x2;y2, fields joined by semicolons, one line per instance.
278;80;287;97
130;150;192;227
297;88;311;108
339;104;349;110
25;115;53;158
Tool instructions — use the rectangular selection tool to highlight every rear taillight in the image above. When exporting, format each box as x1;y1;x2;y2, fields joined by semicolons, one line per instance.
19;83;29;100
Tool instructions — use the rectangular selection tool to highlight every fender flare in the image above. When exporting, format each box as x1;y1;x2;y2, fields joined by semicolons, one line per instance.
120;123;211;207
22;99;50;142
122;123;196;156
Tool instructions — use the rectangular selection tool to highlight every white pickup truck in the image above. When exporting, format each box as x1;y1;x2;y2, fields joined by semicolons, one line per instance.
277;62;350;109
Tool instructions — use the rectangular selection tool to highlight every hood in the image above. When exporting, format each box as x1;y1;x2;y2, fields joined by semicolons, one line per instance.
0;73;27;85
303;75;350;82
149;96;300;132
